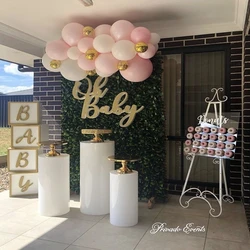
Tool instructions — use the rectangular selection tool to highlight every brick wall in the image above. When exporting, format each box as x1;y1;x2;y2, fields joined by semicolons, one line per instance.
244;34;250;229
33;59;62;150
33;33;243;197
159;31;243;200
33;31;249;227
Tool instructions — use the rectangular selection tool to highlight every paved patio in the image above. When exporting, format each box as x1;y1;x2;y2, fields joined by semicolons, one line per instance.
0;191;249;250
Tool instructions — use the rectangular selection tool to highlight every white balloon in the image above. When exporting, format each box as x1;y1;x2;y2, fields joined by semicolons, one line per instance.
96;69;112;77
67;46;82;60
60;59;87;81
42;53;61;72
93;34;115;53
150;33;161;45
111;40;136;61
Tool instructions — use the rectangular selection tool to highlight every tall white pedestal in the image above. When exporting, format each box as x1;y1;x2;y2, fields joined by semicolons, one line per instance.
110;170;138;227
38;154;70;216
80;141;114;215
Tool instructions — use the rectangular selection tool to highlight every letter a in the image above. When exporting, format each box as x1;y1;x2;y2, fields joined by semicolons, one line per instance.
16;105;30;121
16;129;36;144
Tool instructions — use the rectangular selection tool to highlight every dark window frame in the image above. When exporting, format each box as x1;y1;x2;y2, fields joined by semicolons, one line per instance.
160;43;231;187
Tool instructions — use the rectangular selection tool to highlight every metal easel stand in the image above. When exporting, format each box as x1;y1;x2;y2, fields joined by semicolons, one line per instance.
179;153;234;217
179;88;234;217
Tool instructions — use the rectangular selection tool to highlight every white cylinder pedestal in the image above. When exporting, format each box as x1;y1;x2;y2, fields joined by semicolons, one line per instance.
38;154;70;216
110;170;138;227
80;141;114;215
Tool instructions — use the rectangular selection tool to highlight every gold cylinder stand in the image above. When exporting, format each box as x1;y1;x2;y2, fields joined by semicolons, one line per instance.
38;141;67;157
81;129;112;142
108;156;140;174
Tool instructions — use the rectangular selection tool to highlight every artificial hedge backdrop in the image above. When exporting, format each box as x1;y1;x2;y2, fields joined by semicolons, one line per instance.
61;54;167;200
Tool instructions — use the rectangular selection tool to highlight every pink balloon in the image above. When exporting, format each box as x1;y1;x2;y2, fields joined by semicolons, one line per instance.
95;53;119;75
62;23;84;46
131;27;151;43
78;54;95;71
120;55;153;82
110;20;135;41
95;24;111;36
45;40;69;60
138;43;156;59
78;37;94;53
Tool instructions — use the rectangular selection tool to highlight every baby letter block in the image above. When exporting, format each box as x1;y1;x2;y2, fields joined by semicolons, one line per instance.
11;125;49;148
9;173;38;197
8;149;38;172
8;102;41;125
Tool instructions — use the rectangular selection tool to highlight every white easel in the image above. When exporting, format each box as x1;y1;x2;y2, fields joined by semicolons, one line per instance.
179;88;234;217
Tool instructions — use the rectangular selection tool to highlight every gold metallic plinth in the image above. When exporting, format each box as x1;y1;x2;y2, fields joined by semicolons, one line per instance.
108;155;140;174
38;141;68;157
81;129;112;142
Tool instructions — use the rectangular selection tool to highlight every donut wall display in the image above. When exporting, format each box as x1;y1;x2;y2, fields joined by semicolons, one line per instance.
184;126;237;159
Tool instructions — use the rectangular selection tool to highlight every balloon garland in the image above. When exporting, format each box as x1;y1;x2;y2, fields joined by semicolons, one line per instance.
42;20;160;82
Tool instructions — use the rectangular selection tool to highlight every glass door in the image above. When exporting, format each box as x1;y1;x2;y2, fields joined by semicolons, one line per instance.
162;47;228;184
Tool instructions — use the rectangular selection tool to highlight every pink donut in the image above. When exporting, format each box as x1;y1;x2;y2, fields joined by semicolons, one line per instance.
194;133;201;139
218;135;226;141
210;127;218;133
218;127;227;134
187;126;195;132
227;135;236;142
191;147;198;153
187;133;193;139
201;133;209;140
203;127;210;133
209;134;217;141
184;147;191;153
195;126;202;133
207;149;215;155
224;150;234;158
193;141;200;146
226;143;235;150
200;141;208;147
217;142;225;149
227;127;237;134
215;150;224;156
185;140;192;146
208;142;216;148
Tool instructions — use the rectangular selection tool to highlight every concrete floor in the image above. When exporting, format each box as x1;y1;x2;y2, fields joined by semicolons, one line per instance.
0;191;249;250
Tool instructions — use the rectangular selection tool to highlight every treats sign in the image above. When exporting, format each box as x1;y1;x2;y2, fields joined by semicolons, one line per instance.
197;115;229;126
72;77;144;127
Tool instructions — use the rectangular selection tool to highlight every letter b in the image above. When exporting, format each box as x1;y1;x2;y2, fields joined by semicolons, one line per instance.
16;152;29;168
16;105;30;121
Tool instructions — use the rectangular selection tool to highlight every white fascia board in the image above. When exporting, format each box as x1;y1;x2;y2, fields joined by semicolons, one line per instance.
0;22;45;58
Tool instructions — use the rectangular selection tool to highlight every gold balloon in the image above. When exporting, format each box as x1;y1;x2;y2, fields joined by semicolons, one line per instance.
50;60;61;69
83;26;94;36
135;42;148;53
117;61;128;71
87;69;96;76
85;49;98;60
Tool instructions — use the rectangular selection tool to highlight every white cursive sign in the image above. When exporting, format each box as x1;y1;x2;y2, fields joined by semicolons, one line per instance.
150;222;206;234
197;115;229;126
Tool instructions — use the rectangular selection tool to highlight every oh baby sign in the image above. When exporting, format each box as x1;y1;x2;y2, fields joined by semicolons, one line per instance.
72;77;144;127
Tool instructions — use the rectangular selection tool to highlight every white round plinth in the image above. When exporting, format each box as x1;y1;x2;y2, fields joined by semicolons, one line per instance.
38;154;70;216
110;170;138;227
80;141;114;215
